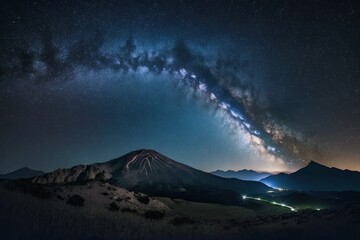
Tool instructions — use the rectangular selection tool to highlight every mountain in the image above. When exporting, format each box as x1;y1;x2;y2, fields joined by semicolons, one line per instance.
0;167;45;180
261;161;360;191
33;149;271;204
210;169;272;181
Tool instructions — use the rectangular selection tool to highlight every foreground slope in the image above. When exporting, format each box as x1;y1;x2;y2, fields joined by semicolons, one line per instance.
2;179;168;214
33;149;271;204
261;161;360;191
1;185;360;240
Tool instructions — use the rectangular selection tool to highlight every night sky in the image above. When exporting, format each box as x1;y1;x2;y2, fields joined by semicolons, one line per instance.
0;0;359;174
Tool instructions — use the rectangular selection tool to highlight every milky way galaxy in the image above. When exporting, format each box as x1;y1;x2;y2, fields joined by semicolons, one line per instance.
1;0;359;173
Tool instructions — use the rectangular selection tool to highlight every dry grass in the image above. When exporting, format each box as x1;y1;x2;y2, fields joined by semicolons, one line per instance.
1;187;360;240
0;188;232;240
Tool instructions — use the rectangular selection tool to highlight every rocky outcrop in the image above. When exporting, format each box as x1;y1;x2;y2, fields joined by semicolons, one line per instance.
33;164;112;184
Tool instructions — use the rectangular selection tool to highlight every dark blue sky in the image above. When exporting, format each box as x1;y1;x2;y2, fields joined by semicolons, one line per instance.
0;0;359;173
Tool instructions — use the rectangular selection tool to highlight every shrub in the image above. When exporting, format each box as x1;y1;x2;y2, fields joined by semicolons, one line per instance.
109;202;120;211
11;180;51;199
170;216;195;225
144;210;164;220
31;186;51;199
121;208;138;214
67;194;85;207
56;194;64;200
136;195;150;205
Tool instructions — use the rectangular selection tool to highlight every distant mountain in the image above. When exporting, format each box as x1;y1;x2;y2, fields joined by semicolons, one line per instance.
210;169;272;181
33;149;271;204
0;167;45;180
261;161;360;191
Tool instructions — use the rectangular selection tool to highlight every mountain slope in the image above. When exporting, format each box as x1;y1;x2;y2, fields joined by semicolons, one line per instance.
210;169;272;181
261;161;360;191
33;149;271;204
0;167;45;180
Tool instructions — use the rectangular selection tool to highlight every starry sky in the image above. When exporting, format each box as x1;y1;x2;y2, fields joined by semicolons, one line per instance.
0;0;359;174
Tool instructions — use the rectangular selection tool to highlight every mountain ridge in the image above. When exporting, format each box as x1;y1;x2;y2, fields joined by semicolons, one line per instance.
33;149;272;204
0;167;45;180
210;169;273;181
260;160;360;191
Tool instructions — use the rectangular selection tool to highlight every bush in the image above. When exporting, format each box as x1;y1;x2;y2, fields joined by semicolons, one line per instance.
56;194;64;200
121;208;138;214
67;194;85;207
10;180;51;199
136;195;150;205
170;216;195;225
109;202;120;211
30;185;51;199
144;210;164;220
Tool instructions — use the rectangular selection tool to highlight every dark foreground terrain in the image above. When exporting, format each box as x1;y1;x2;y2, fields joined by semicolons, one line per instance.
1;180;360;240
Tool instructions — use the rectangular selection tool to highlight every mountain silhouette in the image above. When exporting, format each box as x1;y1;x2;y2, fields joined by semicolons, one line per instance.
0;167;45;180
33;149;271;204
210;169;272;181
261;161;360;191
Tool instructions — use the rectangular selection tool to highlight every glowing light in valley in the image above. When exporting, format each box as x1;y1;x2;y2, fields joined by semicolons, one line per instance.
243;196;297;212
270;201;296;212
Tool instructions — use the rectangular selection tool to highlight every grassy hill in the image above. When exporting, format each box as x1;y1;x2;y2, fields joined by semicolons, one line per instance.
1;183;360;239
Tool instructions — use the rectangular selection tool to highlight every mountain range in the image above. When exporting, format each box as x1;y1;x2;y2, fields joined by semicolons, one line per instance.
0;167;45;180
32;149;271;204
210;169;272;181
260;161;360;191
5;155;360;196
